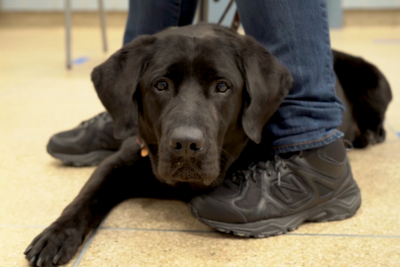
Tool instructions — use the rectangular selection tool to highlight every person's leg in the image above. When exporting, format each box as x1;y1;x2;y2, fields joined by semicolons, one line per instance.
238;0;344;154
123;0;198;45
47;0;198;166
190;0;361;237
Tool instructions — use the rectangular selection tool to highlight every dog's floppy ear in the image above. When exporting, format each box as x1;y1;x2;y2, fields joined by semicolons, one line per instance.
91;35;156;139
239;36;293;144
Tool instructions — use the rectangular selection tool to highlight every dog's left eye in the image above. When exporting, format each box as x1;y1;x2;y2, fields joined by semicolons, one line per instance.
216;82;229;93
155;81;168;91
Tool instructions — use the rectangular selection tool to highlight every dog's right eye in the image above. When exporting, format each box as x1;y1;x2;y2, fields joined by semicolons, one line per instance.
216;82;229;93
155;81;168;91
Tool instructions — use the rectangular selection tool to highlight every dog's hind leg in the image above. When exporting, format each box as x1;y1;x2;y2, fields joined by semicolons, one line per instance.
23;137;176;267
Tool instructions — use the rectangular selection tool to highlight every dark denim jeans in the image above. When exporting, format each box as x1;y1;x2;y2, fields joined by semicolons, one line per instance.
123;0;344;154
123;0;198;45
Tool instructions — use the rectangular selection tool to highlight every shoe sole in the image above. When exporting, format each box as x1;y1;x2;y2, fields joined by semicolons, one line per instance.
189;188;361;238
47;145;115;167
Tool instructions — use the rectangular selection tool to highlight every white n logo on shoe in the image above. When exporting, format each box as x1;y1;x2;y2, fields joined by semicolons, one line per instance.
273;174;309;204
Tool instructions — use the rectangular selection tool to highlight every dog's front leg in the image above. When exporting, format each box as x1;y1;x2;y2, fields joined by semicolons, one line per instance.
23;137;158;267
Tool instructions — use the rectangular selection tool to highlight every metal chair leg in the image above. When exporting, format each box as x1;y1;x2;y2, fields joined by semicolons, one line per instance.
218;0;234;25
215;0;240;32
98;0;108;53
65;0;72;69
199;0;209;22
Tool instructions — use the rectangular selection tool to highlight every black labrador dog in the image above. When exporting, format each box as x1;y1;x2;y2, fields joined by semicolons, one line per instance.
24;24;391;266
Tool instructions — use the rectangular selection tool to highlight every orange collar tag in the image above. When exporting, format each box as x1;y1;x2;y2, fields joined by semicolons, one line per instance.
136;137;149;157
141;147;149;157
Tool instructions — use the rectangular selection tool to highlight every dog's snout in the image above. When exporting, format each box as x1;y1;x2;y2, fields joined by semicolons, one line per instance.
169;127;205;156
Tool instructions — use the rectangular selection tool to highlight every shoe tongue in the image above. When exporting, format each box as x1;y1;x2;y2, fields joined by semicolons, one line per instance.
254;152;299;170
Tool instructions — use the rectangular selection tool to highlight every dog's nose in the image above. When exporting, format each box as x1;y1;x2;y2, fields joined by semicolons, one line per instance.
169;127;205;156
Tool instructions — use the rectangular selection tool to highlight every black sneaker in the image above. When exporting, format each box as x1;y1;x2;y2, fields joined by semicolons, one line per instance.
47;112;122;166
189;138;361;238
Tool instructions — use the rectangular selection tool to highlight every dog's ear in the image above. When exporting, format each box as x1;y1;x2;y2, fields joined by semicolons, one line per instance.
91;35;156;139
239;36;293;144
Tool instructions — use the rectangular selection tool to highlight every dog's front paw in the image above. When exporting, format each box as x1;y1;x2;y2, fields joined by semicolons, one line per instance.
24;222;85;266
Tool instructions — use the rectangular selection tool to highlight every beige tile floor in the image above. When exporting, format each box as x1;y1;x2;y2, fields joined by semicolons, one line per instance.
0;23;399;267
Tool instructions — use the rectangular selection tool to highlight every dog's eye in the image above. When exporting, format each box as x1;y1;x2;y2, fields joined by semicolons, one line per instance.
155;81;168;91
216;82;229;93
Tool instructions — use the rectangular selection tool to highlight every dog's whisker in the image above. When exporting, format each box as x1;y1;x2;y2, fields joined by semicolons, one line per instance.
218;146;235;161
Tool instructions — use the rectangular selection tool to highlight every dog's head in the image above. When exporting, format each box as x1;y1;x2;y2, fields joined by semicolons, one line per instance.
91;24;292;187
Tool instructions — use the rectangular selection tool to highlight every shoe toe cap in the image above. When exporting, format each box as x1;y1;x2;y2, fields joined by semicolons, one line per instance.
190;195;247;224
47;129;86;154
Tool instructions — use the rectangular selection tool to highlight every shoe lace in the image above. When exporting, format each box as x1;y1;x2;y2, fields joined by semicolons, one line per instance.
231;155;293;186
78;112;110;128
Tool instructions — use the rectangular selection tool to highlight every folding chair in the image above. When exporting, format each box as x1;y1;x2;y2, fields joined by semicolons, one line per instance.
64;0;107;69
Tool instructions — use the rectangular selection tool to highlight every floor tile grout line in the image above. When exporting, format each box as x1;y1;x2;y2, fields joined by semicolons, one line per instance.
286;233;400;238
71;217;107;267
1;224;400;239
100;227;215;234
385;121;400;139
71;230;97;267
99;227;400;239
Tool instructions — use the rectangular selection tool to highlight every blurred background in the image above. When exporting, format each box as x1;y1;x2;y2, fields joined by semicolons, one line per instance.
1;0;400;28
1;0;400;69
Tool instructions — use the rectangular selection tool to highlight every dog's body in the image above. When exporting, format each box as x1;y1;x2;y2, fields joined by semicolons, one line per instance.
334;50;392;148
24;24;391;266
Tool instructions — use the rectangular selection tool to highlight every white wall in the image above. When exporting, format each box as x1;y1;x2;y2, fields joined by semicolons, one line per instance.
1;0;400;12
343;0;400;9
0;0;128;11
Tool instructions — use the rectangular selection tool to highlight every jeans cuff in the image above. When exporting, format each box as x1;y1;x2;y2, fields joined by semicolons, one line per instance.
271;129;344;155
